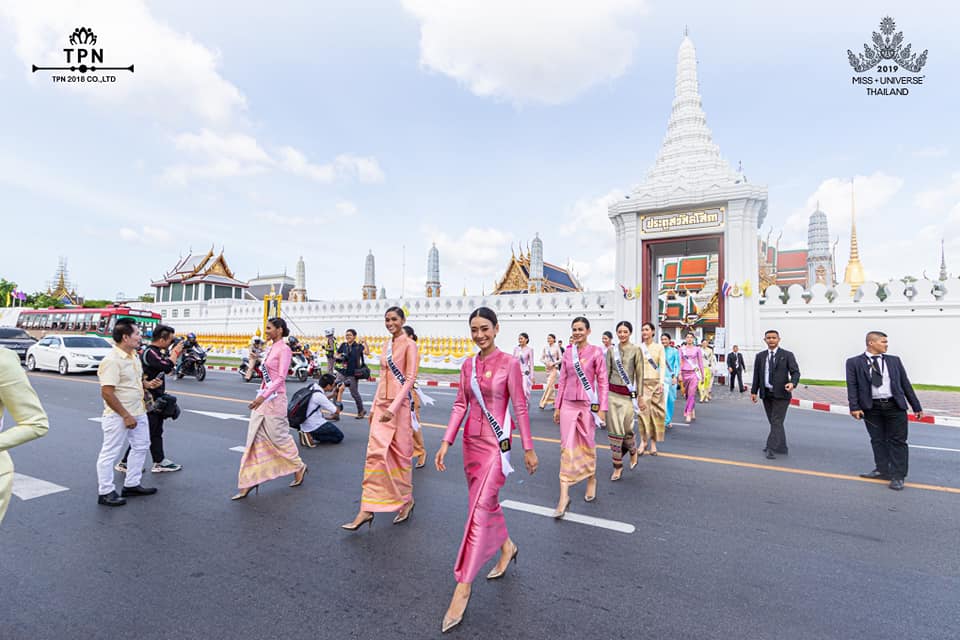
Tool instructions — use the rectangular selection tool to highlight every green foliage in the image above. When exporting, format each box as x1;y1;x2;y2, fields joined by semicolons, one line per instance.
0;278;17;305
83;299;113;308
26;292;65;309
138;293;156;303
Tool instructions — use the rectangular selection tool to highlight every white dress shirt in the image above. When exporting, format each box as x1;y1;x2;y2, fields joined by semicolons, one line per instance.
764;348;779;390
302;384;339;433
864;351;892;400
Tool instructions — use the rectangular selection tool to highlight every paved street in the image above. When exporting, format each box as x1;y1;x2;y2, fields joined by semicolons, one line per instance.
3;370;959;640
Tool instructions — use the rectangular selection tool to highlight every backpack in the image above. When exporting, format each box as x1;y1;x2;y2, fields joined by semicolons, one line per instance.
287;384;323;430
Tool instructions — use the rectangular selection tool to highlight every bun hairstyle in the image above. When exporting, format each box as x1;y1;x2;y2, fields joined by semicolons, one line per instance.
519;332;529;341
402;325;418;341
385;306;406;320
602;331;613;340
469;306;498;327
616;321;634;333
267;317;290;337
641;321;656;333
571;316;590;329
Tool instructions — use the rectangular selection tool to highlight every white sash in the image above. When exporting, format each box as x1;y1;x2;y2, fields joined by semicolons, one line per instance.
681;347;703;381
259;345;278;401
469;356;515;477
570;343;603;428
513;346;531;376
386;339;419;432
613;345;640;414
639;341;659;372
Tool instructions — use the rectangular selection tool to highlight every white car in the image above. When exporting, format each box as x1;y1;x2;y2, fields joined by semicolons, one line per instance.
26;334;113;375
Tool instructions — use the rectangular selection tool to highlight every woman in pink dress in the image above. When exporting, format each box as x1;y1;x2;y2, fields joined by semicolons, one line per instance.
512;332;535;400
435;306;538;633
342;306;419;530
678;332;705;423
232;317;306;499
552;316;608;517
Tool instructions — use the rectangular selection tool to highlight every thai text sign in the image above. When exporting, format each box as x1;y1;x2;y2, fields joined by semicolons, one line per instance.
640;207;724;234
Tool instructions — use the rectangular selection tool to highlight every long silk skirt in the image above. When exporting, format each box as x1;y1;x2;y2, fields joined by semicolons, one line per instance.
606;392;636;469
559;400;596;485
237;412;303;489
665;378;677;426
698;367;713;401
539;369;557;408
638;377;666;442
453;431;508;583
360;398;414;512
681;371;699;415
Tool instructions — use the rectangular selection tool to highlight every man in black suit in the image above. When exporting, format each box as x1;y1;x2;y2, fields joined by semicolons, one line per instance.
751;330;801;460
726;344;746;392
845;331;923;491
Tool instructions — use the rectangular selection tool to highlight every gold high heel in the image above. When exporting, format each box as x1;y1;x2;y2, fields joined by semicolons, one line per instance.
552;496;570;519
441;590;471;633
393;501;415;524
299;432;316;448
230;485;259;500
584;476;597;502
341;514;375;531
289;465;308;487
485;543;518;580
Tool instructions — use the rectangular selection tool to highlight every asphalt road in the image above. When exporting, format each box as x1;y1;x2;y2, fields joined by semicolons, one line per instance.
2;370;959;640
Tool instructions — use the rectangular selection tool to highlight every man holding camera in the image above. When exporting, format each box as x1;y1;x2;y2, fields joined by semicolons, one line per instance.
116;324;183;475
336;329;369;419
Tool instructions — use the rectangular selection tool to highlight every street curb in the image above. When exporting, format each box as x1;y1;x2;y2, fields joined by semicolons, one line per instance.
788;397;959;427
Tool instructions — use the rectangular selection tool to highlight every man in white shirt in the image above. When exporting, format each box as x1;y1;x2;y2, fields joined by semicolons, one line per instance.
301;374;343;447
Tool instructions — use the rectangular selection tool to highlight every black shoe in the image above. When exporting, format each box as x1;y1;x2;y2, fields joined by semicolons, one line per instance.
98;491;126;506
888;478;905;491
121;485;158;497
765;450;776;460
859;469;891;480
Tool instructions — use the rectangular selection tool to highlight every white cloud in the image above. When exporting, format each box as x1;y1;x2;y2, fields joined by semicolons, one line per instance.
914;172;960;215
336;154;385;183
162;130;273;184
401;0;648;105
278;149;385;184
335;201;358;217
1;0;246;124
422;224;512;280
118;225;173;244
560;188;624;236
784;172;904;234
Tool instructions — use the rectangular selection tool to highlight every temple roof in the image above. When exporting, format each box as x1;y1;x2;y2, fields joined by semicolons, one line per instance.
151;249;247;288
493;251;582;295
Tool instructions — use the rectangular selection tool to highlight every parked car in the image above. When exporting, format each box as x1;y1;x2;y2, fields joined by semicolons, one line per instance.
26;334;113;375
0;327;38;362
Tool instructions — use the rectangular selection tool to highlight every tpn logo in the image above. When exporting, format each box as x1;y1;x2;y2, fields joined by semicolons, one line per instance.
32;27;134;82
847;17;928;97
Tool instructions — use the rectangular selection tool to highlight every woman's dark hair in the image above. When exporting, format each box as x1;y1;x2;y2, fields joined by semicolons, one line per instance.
684;331;696;339
616;321;634;334
602;331;613;340
547;333;556;340
469;306;498;326
641;321;656;333
661;332;672;340
519;332;529;341
112;318;137;343
385;306;405;320
402;325;418;341
267;317;290;337
571;316;590;329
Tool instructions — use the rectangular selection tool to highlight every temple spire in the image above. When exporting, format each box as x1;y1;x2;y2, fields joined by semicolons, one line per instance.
843;178;865;293
940;239;948;281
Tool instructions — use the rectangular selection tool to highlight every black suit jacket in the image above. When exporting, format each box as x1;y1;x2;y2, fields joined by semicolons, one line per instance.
751;348;800;399
726;351;745;372
845;353;922;413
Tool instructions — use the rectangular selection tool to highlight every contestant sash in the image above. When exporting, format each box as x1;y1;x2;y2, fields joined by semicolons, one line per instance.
571;343;603;428
258;345;278;401
386;340;419;431
469;356;515;477
639;341;659;372
514;347;531;376
613;345;640;414
682;347;703;381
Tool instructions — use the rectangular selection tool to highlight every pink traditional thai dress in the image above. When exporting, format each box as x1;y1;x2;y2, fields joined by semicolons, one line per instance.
444;349;534;583
237;340;303;488
678;344;705;416
360;333;418;513
512;345;535;399
555;343;608;485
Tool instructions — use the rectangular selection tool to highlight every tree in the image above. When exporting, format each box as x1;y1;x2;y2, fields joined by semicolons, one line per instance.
83;299;113;308
26;292;65;309
0;278;17;306
138;293;155;303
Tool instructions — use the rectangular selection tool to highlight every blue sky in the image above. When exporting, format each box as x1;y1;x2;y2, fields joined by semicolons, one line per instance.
1;0;956;300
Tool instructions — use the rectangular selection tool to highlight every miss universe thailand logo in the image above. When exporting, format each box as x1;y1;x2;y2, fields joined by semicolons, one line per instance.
847;17;928;97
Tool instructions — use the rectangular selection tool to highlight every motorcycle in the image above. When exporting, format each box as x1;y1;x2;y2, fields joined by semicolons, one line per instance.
239;355;263;383
290;351;310;382
176;345;207;381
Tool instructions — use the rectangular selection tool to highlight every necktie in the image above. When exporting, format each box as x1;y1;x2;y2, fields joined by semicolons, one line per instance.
765;351;773;388
870;356;883;388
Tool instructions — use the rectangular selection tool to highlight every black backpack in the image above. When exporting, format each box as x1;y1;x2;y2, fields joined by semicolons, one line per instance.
287;384;323;430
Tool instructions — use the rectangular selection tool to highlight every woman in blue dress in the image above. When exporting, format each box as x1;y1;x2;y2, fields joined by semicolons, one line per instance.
660;333;681;428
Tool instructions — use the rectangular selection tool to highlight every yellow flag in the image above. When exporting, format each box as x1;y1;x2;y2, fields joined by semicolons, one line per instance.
743;279;753;298
4;291;9;307
402;304;411;319
633;283;642;298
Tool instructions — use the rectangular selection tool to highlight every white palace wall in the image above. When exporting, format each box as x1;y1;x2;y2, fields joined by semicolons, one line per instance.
758;279;960;386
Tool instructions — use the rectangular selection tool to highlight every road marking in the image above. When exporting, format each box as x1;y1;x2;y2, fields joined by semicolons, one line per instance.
229;446;246;453
910;444;960;453
501;499;635;534
88;417;104;423
12;473;70;500
31;373;960;495
186;409;249;421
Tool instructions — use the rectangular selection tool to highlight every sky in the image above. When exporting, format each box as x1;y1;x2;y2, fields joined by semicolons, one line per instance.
1;0;957;301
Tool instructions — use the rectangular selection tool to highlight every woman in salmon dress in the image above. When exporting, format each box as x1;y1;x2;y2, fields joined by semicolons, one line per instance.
435;306;538;633
342;306;419;529
678;332;705;423
552;316;608;517
232;317;306;499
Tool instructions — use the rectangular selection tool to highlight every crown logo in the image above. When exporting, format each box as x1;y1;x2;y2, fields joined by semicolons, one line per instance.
847;17;927;73
69;27;97;46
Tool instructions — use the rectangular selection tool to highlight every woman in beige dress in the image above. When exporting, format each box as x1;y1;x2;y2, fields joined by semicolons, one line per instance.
637;322;666;455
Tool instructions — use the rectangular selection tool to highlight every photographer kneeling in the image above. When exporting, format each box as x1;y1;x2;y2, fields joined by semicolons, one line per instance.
116;325;184;474
299;374;345;448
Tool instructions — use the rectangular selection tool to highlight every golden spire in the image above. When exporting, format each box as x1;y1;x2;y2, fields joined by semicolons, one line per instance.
843;178;865;293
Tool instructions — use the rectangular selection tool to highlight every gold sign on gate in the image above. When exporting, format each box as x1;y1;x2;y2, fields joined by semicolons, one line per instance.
640;207;725;234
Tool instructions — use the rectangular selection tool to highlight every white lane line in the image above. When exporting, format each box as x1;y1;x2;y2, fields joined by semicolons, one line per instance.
89;417;104;423
229;446;246;452
500;499;635;534
12;473;70;500
186;410;249;421
910;444;960;453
